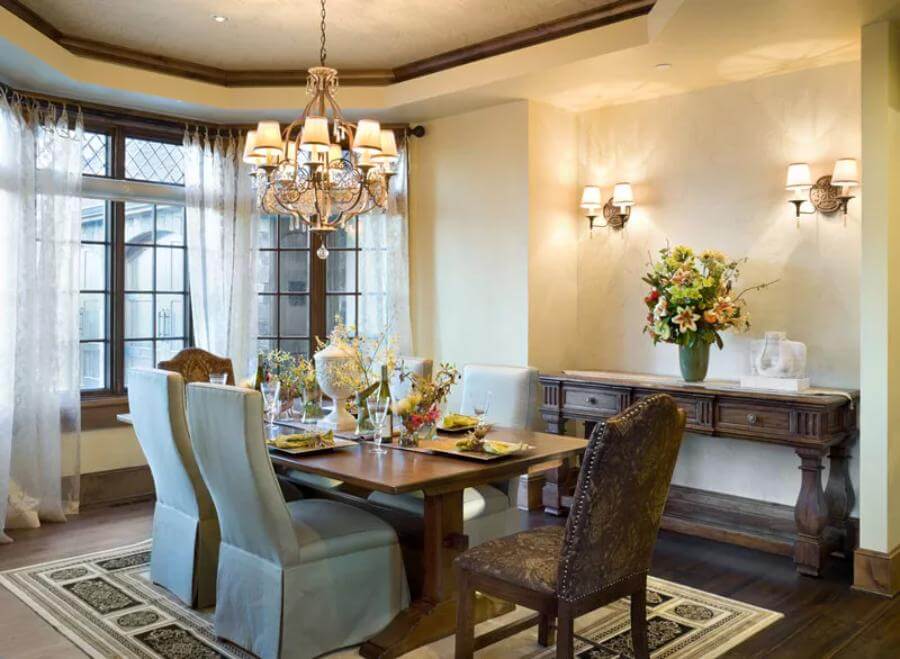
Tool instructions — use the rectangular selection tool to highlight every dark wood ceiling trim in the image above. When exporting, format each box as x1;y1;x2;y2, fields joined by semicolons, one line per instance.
393;0;656;82
2;0;654;88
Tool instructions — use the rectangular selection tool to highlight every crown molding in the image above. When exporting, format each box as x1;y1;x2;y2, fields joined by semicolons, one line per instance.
1;0;654;87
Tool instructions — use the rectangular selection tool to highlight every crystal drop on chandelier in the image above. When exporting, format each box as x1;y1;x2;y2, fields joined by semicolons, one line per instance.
317;243;330;260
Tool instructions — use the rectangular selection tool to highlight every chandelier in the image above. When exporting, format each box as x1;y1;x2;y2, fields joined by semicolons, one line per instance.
242;0;397;259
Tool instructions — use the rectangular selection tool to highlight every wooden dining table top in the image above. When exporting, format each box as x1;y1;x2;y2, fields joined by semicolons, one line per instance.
267;426;587;496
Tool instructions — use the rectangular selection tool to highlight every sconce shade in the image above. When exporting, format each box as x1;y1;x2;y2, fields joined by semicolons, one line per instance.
300;116;331;154
613;182;635;207
353;119;383;154
327;143;343;163
373;129;399;163
580;185;602;209
832;158;859;187
785;163;812;190
242;130;266;165
253;121;284;156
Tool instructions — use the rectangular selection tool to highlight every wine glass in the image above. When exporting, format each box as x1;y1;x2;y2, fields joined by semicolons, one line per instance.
260;380;281;425
368;392;391;455
473;390;493;428
208;373;228;385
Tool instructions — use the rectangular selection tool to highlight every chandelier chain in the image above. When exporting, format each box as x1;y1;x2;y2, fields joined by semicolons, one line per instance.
319;0;327;66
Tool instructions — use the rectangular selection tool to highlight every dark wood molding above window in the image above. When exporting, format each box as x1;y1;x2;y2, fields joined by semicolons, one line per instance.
1;0;655;87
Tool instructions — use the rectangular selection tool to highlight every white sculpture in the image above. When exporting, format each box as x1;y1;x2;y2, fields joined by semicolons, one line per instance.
741;331;809;391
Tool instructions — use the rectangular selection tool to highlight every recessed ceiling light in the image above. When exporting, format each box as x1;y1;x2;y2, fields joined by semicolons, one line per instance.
212;15;228;23
655;63;672;71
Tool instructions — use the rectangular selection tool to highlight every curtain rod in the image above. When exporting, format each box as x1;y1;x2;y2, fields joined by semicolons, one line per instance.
2;83;425;137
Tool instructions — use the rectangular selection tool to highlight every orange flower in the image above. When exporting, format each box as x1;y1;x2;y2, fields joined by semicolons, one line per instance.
703;310;719;324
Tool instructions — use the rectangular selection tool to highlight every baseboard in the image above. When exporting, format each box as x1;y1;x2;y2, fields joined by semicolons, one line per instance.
853;545;900;597
78;465;155;509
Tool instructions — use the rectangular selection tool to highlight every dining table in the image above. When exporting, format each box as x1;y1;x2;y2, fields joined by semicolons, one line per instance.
118;412;587;658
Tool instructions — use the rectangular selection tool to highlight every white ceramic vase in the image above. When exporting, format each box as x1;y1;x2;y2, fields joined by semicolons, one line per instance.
314;343;356;431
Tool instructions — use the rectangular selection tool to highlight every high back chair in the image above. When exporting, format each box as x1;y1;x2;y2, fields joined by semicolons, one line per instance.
186;382;409;659
158;347;235;385
454;394;686;659
369;363;538;548
127;368;219;608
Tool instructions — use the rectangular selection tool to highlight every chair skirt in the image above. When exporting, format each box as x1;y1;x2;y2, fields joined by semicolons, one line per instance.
214;541;410;659
150;502;219;608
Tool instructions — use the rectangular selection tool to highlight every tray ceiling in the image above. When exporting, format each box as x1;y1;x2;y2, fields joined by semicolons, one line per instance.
15;0;646;71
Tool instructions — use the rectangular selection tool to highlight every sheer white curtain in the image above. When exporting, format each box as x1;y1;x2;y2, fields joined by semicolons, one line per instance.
0;93;83;542
183;130;258;382
358;138;412;353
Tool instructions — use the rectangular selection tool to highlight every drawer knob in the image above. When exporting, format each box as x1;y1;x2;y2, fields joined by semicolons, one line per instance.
587;396;598;405
747;413;758;425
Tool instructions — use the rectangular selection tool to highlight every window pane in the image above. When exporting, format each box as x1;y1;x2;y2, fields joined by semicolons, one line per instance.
125;202;154;243
156;294;185;338
125;137;184;185
125;341;154;388
125;245;154;290
257;339;276;355
279;217;309;248
326;251;356;292
280;339;310;356
156;206;185;246
258;296;276;336
279;295;309;336
79;293;106;340
327;295;356;333
279;251;309;293
82;132;109;177
326;224;355;248
80;243;106;290
258;216;277;248
157;339;185;363
257;252;276;293
125;293;153;338
80;342;106;390
81;198;107;241
156;247;185;291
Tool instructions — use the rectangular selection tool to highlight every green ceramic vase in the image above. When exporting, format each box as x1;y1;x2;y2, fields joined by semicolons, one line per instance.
679;342;710;383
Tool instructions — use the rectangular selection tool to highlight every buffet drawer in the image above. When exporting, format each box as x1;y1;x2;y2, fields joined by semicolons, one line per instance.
633;389;713;430
716;402;792;437
562;386;622;416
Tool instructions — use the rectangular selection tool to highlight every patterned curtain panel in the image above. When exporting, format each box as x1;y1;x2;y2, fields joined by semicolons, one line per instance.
183;130;259;382
358;138;413;353
0;92;83;542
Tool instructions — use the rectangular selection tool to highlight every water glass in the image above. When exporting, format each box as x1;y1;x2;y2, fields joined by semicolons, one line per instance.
208;373;228;385
260;380;281;425
473;390;493;427
368;393;391;455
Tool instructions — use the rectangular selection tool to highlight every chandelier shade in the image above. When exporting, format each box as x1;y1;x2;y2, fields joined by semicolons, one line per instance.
244;0;395;257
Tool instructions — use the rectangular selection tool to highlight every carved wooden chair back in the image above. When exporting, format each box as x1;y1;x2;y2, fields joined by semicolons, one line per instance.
158;348;236;386
558;393;686;602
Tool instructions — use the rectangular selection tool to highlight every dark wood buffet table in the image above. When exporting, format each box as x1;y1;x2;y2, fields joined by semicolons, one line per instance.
539;370;859;577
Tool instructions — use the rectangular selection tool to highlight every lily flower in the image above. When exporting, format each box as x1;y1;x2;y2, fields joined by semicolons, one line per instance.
673;306;700;333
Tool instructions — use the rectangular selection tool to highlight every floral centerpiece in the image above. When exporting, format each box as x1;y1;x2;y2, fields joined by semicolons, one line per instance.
314;318;397;432
393;363;459;446
257;349;323;421
642;245;776;382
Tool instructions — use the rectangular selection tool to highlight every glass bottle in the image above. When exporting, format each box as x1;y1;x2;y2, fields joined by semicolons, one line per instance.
254;353;265;390
379;364;394;441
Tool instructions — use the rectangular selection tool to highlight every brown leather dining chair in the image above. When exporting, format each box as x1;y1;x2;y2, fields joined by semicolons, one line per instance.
453;393;686;659
158;347;236;385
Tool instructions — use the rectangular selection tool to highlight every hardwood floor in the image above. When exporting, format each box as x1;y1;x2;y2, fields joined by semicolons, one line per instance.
0;501;896;658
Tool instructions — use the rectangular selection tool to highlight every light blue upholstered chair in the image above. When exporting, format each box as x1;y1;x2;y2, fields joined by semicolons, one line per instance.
127;368;219;608
286;356;434;492
186;382;409;659
369;364;538;547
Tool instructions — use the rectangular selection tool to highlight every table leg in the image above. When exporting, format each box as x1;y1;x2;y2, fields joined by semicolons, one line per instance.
794;447;829;577
543;457;574;516
360;489;512;658
825;439;856;557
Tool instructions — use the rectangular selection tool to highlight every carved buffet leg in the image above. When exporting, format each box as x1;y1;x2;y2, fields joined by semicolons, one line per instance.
794;447;829;576
824;439;856;557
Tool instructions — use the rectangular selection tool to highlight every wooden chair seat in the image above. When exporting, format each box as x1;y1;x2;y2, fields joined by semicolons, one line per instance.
454;394;686;659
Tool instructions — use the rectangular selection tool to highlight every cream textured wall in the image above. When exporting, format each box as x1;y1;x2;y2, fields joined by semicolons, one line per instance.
858;20;900;553
409;101;531;405
527;103;579;373
575;62;861;509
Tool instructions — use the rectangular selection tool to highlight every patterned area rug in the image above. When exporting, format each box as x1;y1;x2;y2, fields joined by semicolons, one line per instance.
0;540;781;658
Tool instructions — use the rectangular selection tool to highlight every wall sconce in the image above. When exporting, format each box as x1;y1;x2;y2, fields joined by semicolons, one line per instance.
785;159;859;221
580;182;635;230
